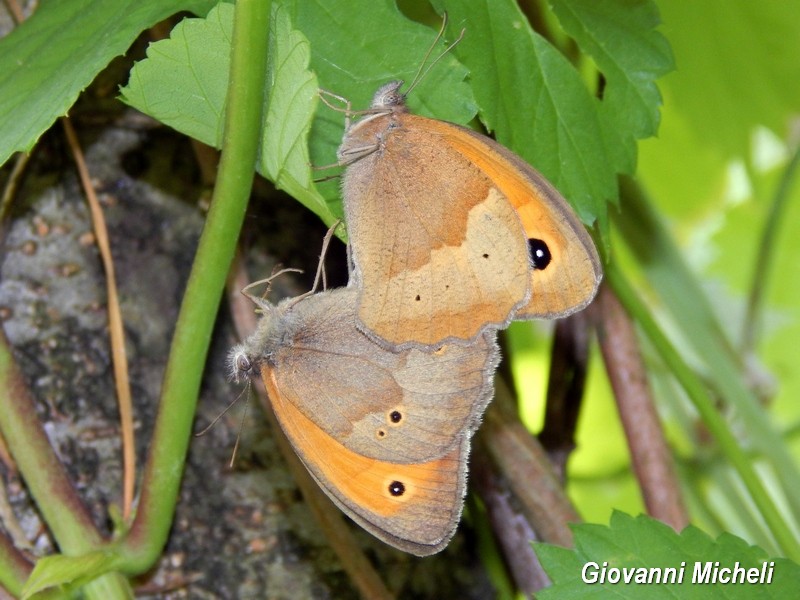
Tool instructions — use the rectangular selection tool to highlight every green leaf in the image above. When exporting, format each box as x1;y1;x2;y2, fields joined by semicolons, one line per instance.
260;3;332;222
437;0;615;236
549;0;674;173
656;0;800;160
121;2;334;224
120;3;234;150
624;0;800;550
120;0;672;237
0;0;217;167
536;511;800;598
21;551;120;599
639;0;800;221
123;0;627;231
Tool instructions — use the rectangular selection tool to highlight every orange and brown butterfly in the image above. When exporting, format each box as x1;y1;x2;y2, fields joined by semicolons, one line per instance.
336;54;602;351
229;286;499;556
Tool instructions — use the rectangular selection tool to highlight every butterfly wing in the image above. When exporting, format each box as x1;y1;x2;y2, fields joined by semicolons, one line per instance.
265;367;470;555
342;115;531;350
262;288;499;555
426;117;603;318
271;289;499;463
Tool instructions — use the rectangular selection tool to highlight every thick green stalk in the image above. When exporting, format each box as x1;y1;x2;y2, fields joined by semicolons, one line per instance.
0;312;134;598
120;0;271;571
0;333;103;550
0;511;31;595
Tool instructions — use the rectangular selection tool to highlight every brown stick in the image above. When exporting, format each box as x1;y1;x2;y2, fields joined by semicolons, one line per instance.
477;377;580;549
470;447;551;594
595;283;689;530
538;312;592;479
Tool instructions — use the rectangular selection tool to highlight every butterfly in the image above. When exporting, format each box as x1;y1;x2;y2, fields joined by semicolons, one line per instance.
336;80;602;351
229;285;499;555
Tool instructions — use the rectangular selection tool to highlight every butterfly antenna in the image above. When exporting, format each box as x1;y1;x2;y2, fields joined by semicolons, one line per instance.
196;382;250;437
405;14;465;97
229;397;250;468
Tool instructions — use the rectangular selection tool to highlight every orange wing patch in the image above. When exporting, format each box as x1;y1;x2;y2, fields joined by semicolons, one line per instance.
265;367;463;526
428;117;602;318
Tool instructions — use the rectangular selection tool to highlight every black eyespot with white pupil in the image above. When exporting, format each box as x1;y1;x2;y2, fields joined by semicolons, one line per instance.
529;238;552;270
390;410;402;423
388;481;405;496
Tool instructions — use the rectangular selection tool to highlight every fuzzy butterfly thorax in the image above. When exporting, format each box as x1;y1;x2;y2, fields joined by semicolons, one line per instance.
335;81;409;166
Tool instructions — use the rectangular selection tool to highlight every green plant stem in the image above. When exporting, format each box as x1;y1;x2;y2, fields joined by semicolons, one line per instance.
616;177;740;366
616;177;800;521
120;0;271;571
82;573;135;600
0;333;103;550
0;334;134;598
741;144;800;354
675;461;729;537
607;263;800;561
711;463;776;551
0;527;31;596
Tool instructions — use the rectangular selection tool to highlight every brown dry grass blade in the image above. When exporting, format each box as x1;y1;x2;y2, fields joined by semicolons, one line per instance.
62;118;136;522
